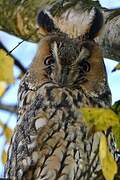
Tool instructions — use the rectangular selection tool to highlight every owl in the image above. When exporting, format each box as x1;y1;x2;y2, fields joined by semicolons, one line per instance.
5;7;114;180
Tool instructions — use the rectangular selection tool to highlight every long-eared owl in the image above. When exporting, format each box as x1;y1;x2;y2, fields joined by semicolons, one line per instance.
5;7;115;180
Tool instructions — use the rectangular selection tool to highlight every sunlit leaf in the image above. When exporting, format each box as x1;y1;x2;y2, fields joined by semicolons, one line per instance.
0;120;12;143
81;108;119;131
4;126;12;143
81;108;120;148
99;133;117;180
2;149;7;164
0;81;7;96
112;63;120;72
0;49;14;83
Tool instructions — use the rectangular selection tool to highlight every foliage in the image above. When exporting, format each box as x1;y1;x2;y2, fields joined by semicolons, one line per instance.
0;48;15;167
2;149;7;165
0;49;14;96
112;100;120;119
0;120;12;164
99;133;117;180
81;108;119;131
0;81;7;97
112;101;120;150
0;49;14;83
81;107;120;180
112;63;120;72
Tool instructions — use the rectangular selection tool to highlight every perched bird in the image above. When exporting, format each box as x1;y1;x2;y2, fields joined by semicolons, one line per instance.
5;8;114;180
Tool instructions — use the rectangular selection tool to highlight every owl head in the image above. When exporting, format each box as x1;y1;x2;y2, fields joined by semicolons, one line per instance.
28;8;111;103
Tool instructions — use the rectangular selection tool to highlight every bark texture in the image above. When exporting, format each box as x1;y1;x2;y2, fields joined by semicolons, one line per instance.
0;0;120;62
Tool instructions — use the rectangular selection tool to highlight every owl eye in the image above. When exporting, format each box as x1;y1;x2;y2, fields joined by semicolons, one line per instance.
79;60;90;72
44;55;55;66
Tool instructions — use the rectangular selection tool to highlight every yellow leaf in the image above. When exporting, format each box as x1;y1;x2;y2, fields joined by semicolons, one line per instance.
81;108;119;132
0;120;12;143
2;149;7;164
112;63;120;72
99;133;117;180
0;49;14;83
0;81;7;96
4;125;12;143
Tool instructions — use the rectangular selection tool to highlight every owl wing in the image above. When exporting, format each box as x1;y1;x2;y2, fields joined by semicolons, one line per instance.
5;82;49;179
17;72;37;119
5;82;105;180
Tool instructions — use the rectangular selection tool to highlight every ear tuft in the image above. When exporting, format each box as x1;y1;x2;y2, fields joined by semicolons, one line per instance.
87;7;104;39
37;10;58;35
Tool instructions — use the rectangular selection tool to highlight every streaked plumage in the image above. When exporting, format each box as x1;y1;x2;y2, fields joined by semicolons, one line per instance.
5;8;116;180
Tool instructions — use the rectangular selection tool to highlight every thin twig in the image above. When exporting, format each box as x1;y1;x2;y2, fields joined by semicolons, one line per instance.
7;40;24;55
14;59;26;73
7;27;44;55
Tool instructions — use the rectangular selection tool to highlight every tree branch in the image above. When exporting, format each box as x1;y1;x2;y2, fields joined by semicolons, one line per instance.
0;0;120;61
0;103;17;113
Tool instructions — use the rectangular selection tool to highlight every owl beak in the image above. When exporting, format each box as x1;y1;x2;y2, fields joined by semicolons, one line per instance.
58;66;69;86
58;65;80;87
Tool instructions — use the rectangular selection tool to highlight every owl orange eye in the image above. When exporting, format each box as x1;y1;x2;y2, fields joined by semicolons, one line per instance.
44;55;55;66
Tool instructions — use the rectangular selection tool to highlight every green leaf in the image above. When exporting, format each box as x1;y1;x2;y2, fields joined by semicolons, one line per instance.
111;101;120;148
112;125;120;149
112;100;120;120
